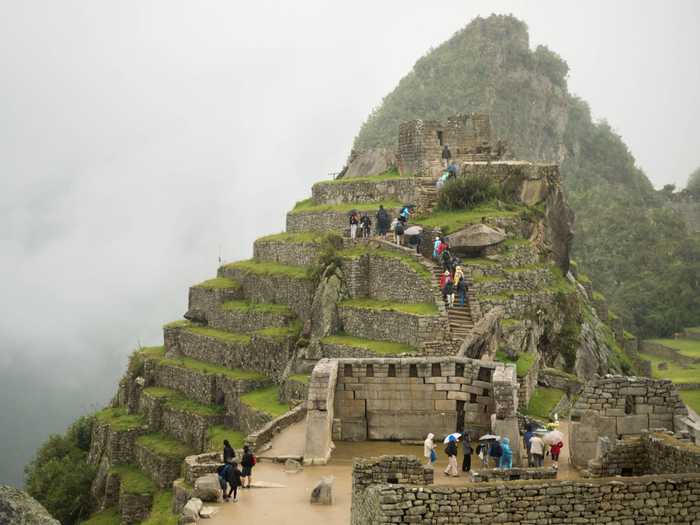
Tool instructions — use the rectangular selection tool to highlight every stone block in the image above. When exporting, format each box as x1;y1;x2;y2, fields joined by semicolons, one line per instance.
435;383;461;391
310;476;333;505
366;411;455;440
447;391;468;401
616;414;649;435
341;419;367;441
434;400;457;411
338;400;366;419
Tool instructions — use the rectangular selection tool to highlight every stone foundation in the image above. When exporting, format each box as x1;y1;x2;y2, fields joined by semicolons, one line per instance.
311;177;418;205
135;442;183;489
245;404;307;452
470;466;557;482
253;237;322;267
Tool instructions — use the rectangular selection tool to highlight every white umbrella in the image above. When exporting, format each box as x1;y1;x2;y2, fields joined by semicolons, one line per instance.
543;430;564;445
404;226;423;236
478;434;499;441
443;432;462;444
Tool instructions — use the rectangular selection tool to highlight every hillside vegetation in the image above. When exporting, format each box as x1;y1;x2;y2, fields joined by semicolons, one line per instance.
354;14;700;337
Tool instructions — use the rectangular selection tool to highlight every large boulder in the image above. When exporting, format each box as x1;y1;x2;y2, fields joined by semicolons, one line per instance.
343;148;396;179
193;474;221;503
0;485;60;525
544;179;574;274
446;223;505;250
310;266;348;339
179;498;203;525
309;476;334;505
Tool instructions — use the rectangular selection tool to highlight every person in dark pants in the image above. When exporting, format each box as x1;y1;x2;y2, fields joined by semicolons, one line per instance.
240;445;256;488
224;461;242;501
376;205;389;235
461;432;473;472
442;145;452;168
223;439;235;464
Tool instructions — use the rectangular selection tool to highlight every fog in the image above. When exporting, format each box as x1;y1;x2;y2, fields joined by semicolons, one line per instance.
1;0;699;486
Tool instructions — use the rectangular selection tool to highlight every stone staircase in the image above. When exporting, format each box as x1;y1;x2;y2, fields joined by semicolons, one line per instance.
430;265;475;340
415;176;440;214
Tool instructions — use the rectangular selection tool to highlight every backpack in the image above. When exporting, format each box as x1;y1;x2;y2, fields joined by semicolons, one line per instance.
395;223;404;235
251;454;257;466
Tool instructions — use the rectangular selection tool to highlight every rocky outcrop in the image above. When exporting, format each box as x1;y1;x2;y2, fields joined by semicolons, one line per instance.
0;486;60;525
544;177;575;274
342;148;397;179
310;266;348;339
446;223;505;251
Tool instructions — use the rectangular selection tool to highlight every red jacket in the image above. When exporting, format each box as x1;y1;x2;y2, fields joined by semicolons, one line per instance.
439;273;452;289
437;242;447;255
550;442;564;455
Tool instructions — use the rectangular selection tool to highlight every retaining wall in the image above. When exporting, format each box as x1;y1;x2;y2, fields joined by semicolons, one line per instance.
253;238;321;267
311;178;418;205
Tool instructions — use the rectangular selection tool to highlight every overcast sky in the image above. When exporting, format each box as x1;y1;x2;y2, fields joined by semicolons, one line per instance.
1;0;698;486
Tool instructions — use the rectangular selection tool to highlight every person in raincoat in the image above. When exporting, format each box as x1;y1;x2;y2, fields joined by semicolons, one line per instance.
376;205;390;236
423;433;437;467
550;441;564;468
454;266;467;306
360;213;372;239
439;270;454;308
461;431;473;472
444;435;459;477
499;437;513;469
476;441;489;467
349;212;359;241
441;144;452;168
433;237;441;259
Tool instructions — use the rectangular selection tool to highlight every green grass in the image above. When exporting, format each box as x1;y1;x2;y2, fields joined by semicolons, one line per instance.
81;508;121;525
592;291;605;301
193;277;240;290
501;318;523;328
136;433;195;460
493;350;536;378
416;203;521;234
223;259;310;279
687;327;700;334
546;265;576;295
623;330;636;341
340;298;438;316
639;353;700;384
141;490;178;525
542;367;581;382
313;168;404;186
240;386;290;418
577;273;591;284
648;338;700;359
459;257;500;267
290;198;402;214
339;245;432;282
254;321;302;340
524;387;566;420
183;325;251;344
222;300;293;315
94;407;145;432
288;374;311;384
110;465;157;495
679;390;700;414
142;387;225;417
163;319;190;329
322;334;416;355
257;231;322;243
136;345;166;360
206;426;245;451
160;356;267;382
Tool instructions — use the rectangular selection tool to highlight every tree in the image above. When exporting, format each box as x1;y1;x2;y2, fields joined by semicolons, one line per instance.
687;166;700;198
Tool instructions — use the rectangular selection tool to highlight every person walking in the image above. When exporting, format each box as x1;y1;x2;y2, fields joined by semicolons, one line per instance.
499;437;513;469
224;461;242;502
441;247;453;274
439;270;453;307
240;445;256;488
530;433;546;467
349;212;359;241
523;425;534;467
442;144;452;168
424;433;437;467
461;432;473;472
444;435;459;477
433;237;441;259
223;439;235;464
376;205;389;236
217;462;232;499
489;438;503;468
454;266;467;306
360;213;372;239
476;441;489;468
394;219;404;246
550;441;564;469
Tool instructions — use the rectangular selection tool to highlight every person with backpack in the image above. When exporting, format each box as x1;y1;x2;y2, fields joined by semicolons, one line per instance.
393;219;404;246
240;445;256;488
439;270;453;307
224;461;242;501
550;441;564;469
376;205;389;236
441;144;452;168
523;425;534;467
349;212;359;241
223;439;235;464
360;213;372;239
444;435;459;477
454;266;467;307
530;433;546;467
432;237;441;259
399;206;410;224
476;441;489;468
489;438;503;468
461;431;473;472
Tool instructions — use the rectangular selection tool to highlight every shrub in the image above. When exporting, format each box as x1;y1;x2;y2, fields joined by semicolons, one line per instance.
436;174;502;211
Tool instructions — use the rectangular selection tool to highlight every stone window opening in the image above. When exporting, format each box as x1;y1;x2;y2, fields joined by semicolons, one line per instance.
477;367;492;382
455;363;465;376
436;130;444;146
624;395;635;415
366;364;374;377
409;364;418;377
483;388;490;397
387;476;399;484
388;364;396;377
344;364;353;377
469;393;477;403
431;363;441;377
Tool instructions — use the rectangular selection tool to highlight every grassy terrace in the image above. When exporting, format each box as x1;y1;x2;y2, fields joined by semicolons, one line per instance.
164;320;251;344
257;231;323;243
142;387;225;417
136;433;195;460
638;352;700;384
524;387;566;420
192;277;240;290
339;245;432;282
648;338;700;359
223;259;310;279
94;407;146;432
313;169;406;186
110;465;156;494
206;426;245;451
322;334;417;355
290;198;402;214
222;300;293;315
340;298;438;316
137;345;166;360
255;321;302;340
416;203;522;234
241;386;290;418
142;490;177;525
160;356;267;382
680;390;700;414
82;508;120;525
495;350;536;378
288;374;311;384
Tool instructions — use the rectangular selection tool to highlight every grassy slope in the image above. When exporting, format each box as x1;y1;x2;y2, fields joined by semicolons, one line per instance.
679;390;700;414
340;298;438;315
638;352;700;384
81;508;121;525
141;490;178;525
110;465;157;494
160;356;266;381
206;426;245;451
524;387;566;420
94;408;145;431
193;277;240;289
322;334;416;355
224;259;309;279
240;386;290;418
339;245;432;282
290;198;402;214
142;387;225;417
136;434;194;460
416;204;520;234
648;338;700;359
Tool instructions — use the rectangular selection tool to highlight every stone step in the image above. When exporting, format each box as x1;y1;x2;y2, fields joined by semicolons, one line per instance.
218;260;315;320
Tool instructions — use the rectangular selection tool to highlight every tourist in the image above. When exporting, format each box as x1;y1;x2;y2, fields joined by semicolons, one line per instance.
441;247;453;273
424;433;437;467
446;162;458;179
523;425;534;467
240;445;256;488
499;437;513;469
360;213;372;239
436;171;450;190
393;218;404;246
476;441;489;467
223;439;235;464
442;144;452;168
530;433;545;467
349;212;359;241
224;461;242;502
439;270;453;308
444;435;459;477
550;440;564;468
489;438;503;468
217;462;231;497
454;266;467;306
433;236;441;259
461;432;473;472
399;206;410;224
408;234;421;254
376;205;390;236
437;238;448;257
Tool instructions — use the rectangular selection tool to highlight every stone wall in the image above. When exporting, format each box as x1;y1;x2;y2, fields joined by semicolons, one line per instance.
88;421;145;467
188;285;243;315
253;238;321;267
135;441;183;489
280;376;309;404
397;119;442;176
286;207;402;235
237;402;274;438
245;404;307;452
303;359;338;465
311;177;418;205
470;466;557;482
119;490;152;525
205;306;295;334
640;340;698;367
570;375;688;467
517;351;540;411
352;474;700;524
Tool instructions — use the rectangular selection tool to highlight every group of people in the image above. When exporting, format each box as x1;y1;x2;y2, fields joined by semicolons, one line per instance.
351;204;421;252
349;211;373;240
216;441;257;502
523;424;564;468
434;237;467;308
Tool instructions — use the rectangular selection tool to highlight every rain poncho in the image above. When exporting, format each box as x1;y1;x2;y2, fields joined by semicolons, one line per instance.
499;437;513;469
424;433;436;463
